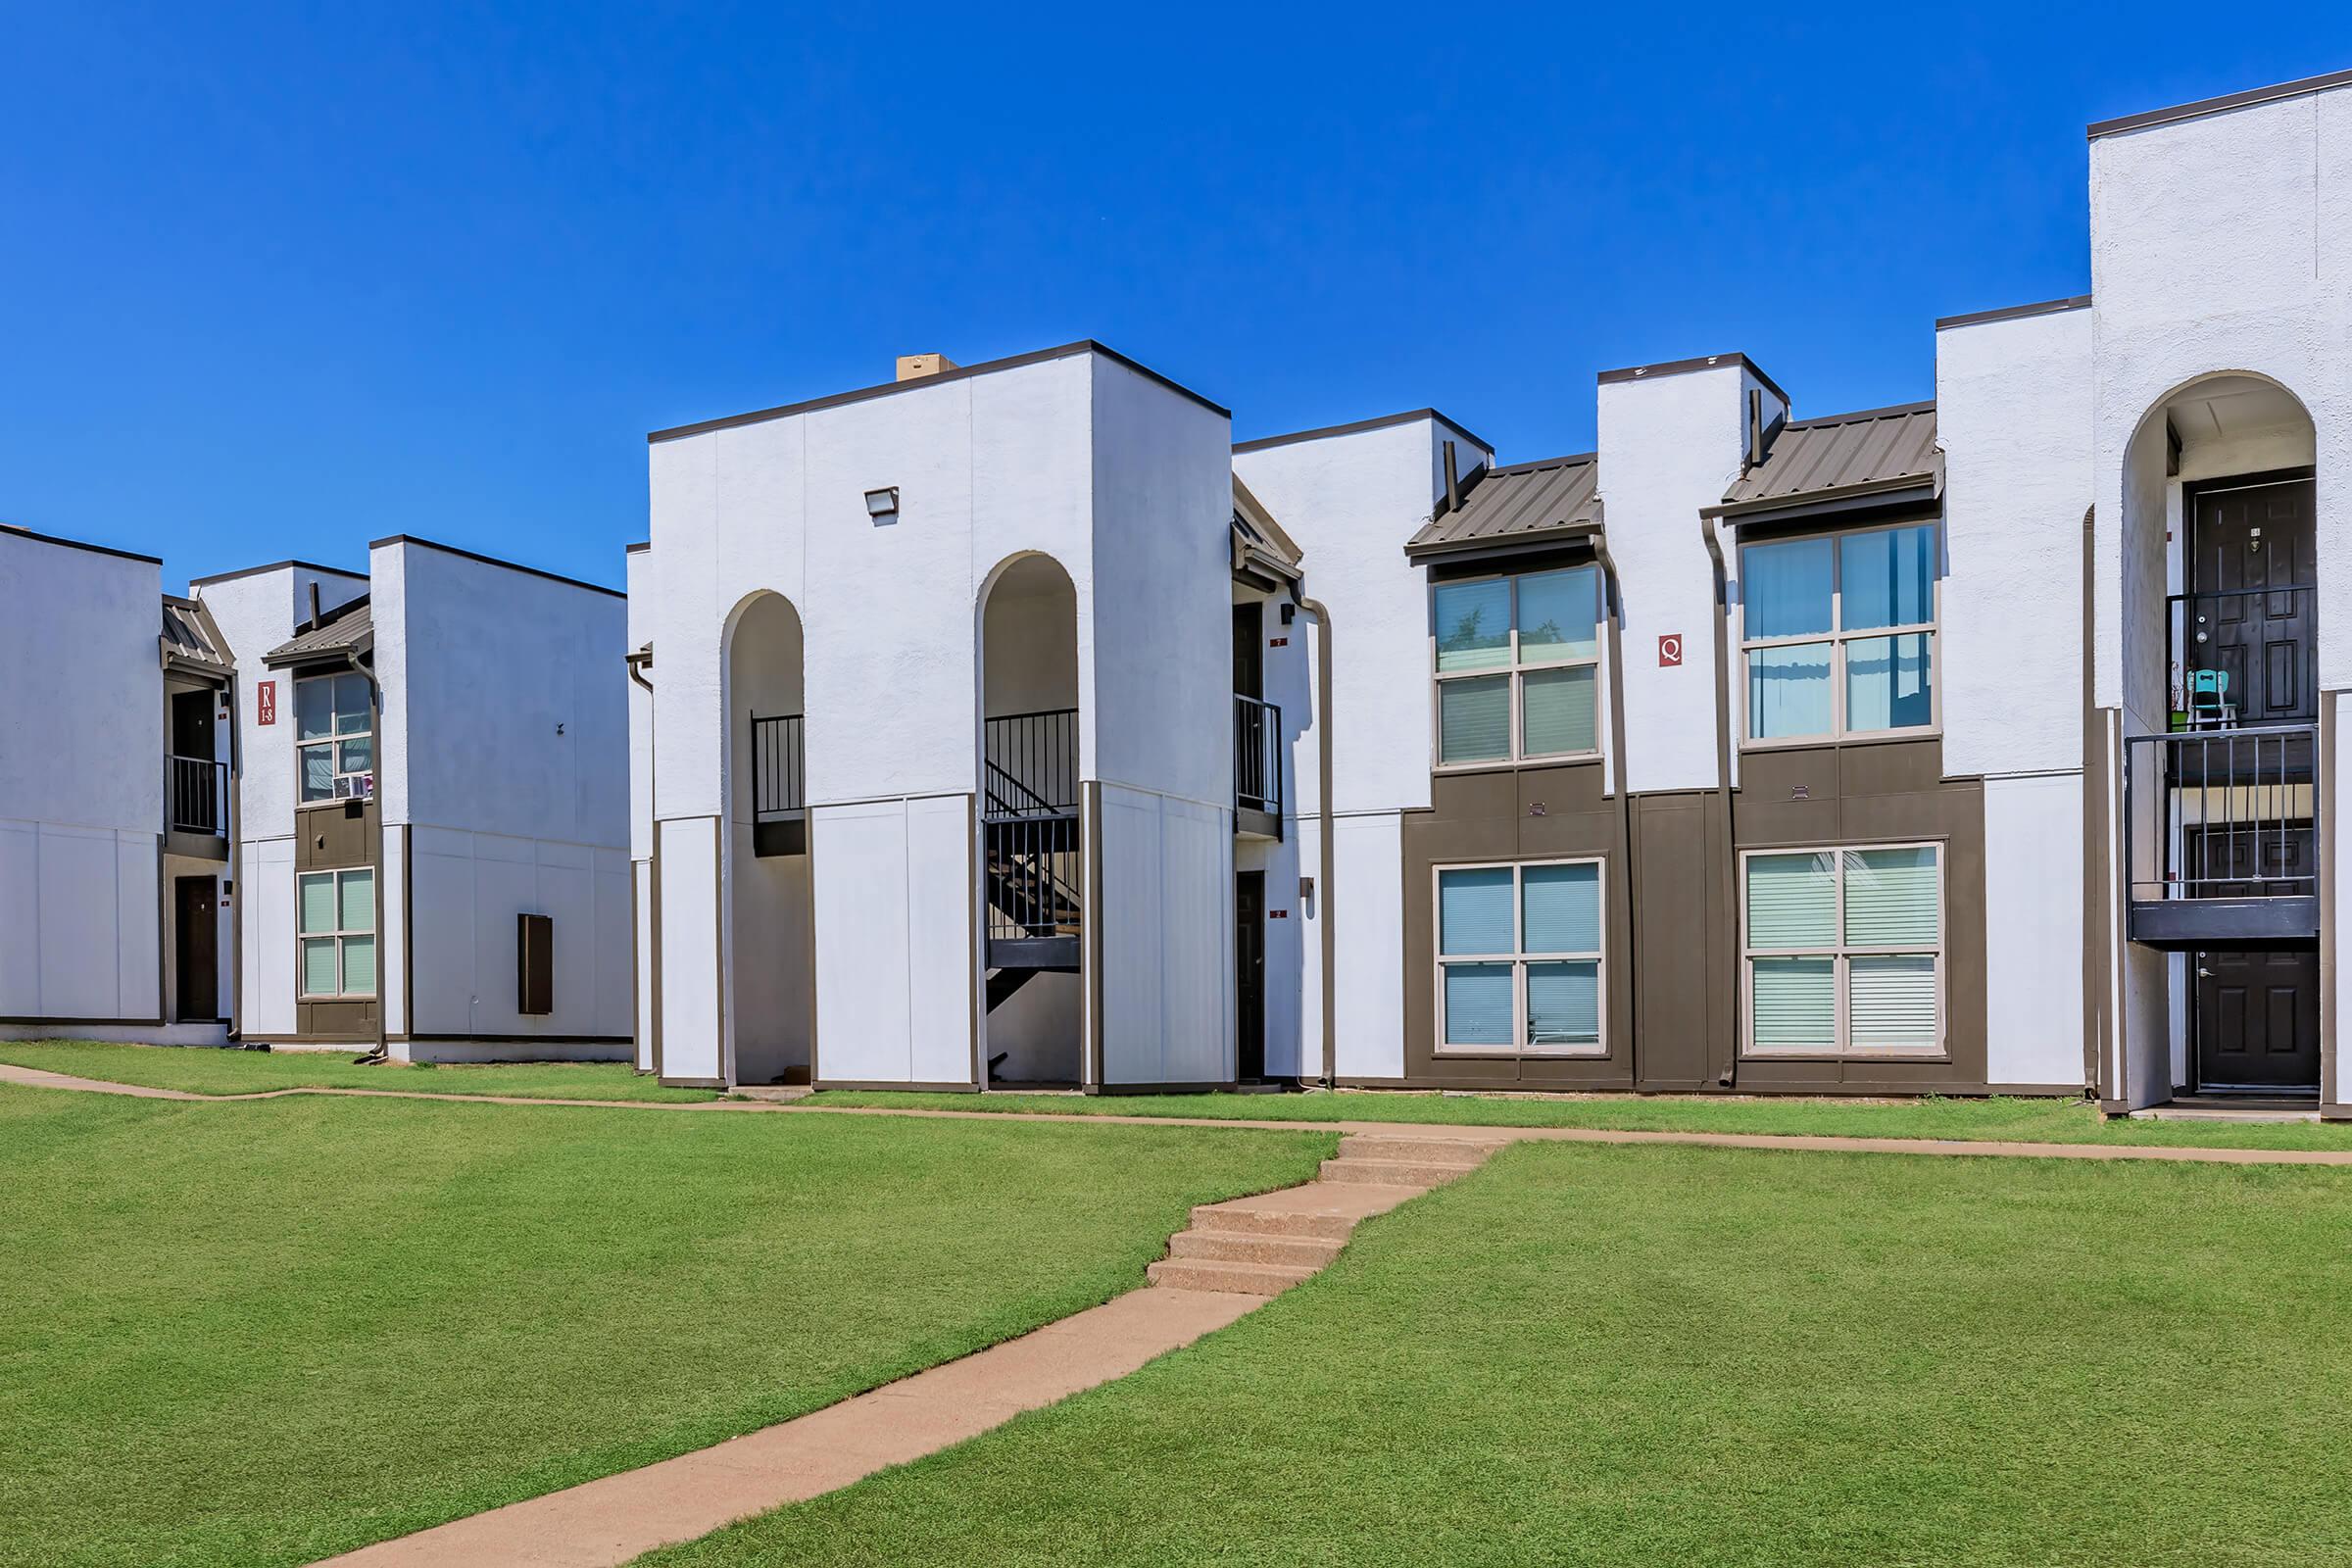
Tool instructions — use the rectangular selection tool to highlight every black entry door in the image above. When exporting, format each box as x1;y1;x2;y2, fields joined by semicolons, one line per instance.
1236;871;1265;1081
174;876;219;1022
171;688;215;759
2195;948;2319;1092
1232;603;1263;700
2189;476;2317;725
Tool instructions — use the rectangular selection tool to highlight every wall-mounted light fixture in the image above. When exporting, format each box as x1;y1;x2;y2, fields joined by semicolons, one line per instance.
864;486;900;525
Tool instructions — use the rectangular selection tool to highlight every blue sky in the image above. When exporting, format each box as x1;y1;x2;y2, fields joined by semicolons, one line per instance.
5;4;2348;591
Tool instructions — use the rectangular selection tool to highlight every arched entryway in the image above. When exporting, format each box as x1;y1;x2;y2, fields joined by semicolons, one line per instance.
976;554;1083;1088
2116;371;2320;1101
722;590;812;1087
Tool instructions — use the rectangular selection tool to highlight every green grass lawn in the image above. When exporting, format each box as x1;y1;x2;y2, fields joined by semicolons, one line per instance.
641;1141;2352;1567
808;1086;2352;1151
0;1038;716;1102
0;1082;1331;1568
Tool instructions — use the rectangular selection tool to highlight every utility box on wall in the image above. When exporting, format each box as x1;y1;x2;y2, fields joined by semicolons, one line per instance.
516;913;554;1016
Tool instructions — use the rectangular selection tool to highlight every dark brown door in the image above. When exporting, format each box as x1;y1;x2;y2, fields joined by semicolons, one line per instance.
1232;603;1263;700
2188;476;2316;725
170;688;215;758
174;876;219;1022
2195;948;2319;1092
1235;871;1265;1081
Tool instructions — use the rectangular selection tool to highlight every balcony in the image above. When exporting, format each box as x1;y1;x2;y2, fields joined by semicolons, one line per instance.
750;712;806;856
1234;693;1283;839
2123;725;2319;950
2167;585;2316;728
168;755;227;845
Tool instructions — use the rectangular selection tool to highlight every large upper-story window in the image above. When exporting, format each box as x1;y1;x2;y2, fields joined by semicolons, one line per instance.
1741;522;1936;744
1742;844;1942;1056
1436;859;1605;1054
1432;564;1601;766
296;671;373;804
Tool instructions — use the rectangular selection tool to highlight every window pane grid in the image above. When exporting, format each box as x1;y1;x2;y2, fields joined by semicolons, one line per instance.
1740;523;1937;743
1741;845;1940;1056
1433;568;1602;764
297;867;377;1000
297;672;374;805
1436;860;1604;1056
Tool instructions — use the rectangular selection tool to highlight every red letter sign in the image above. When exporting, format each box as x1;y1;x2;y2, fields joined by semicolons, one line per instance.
1658;634;1684;667
257;680;276;726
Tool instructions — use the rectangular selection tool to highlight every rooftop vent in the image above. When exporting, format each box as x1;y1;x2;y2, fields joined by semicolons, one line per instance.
896;353;958;382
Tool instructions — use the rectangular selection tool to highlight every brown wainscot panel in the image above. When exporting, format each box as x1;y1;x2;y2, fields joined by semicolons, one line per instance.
1400;760;1633;1088
295;799;376;870
1730;740;1987;1092
1631;790;1732;1091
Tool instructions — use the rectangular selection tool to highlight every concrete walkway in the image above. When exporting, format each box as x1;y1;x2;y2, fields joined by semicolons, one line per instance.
315;1130;1501;1567
7;1059;2351;1165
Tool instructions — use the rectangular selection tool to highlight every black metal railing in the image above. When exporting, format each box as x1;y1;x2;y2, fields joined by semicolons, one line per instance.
1234;693;1282;816
983;709;1078;814
751;713;805;819
169;756;226;836
2168;585;2318;727
981;709;1081;944
2123;724;2319;904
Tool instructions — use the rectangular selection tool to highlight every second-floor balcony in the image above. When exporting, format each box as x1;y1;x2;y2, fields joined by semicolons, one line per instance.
168;755;227;840
2123;724;2319;949
1234;693;1282;838
2168;584;2317;729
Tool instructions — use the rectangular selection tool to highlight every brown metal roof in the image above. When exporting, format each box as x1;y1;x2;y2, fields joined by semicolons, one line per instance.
161;596;234;675
1403;453;1599;559
1710;401;1938;518
264;596;372;666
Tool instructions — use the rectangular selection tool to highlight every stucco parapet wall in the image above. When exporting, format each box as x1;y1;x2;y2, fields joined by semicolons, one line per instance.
2086;67;2352;139
188;558;365;588
1233;407;1494;460
0;524;162;566
367;533;624;599
1936;296;2093;332
1597;352;1789;410
647;340;1228;443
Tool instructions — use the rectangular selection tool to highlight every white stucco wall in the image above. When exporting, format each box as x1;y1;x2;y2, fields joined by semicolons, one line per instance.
0;531;166;1022
1596;362;1775;796
626;547;655;1070
1937;307;2094;777
1981;773;2086;1088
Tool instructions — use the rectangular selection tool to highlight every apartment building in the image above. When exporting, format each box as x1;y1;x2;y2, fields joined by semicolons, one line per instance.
629;67;2352;1113
1;526;236;1042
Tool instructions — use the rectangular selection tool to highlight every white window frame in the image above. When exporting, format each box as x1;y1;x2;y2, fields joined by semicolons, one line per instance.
1432;857;1608;1057
1430;564;1606;770
297;867;377;1000
295;670;375;808
1738;518;1939;750
1739;841;1946;1059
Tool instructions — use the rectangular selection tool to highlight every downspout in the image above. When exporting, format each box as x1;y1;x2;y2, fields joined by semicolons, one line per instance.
1698;515;1738;1086
344;647;390;1066
1300;594;1338;1089
625;648;660;1078
1588;528;1637;1073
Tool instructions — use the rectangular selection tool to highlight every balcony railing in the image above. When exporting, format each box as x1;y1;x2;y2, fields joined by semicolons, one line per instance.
2122;723;2320;948
2168;585;2317;727
982;710;1081;957
750;712;805;856
169;756;226;837
1234;693;1282;821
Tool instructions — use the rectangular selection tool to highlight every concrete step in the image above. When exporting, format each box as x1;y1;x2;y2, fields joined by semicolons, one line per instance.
1147;1255;1318;1297
1167;1229;1345;1268
1317;1155;1479;1188
1188;1202;1359;1241
1337;1134;1501;1166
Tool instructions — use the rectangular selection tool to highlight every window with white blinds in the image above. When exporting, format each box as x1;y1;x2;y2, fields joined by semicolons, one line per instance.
1436;859;1605;1054
297;867;376;1000
1432;566;1602;766
1740;844;1941;1055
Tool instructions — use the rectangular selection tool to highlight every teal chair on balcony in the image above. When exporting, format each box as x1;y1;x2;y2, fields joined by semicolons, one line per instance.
2186;668;2235;729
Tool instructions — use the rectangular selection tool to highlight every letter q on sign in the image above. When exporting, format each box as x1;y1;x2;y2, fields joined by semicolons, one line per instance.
1657;634;1684;668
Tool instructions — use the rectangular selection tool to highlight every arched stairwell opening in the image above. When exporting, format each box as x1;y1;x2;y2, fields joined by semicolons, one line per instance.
977;556;1084;1088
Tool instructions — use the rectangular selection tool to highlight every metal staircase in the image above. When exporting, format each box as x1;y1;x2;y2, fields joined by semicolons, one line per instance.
980;711;1082;1011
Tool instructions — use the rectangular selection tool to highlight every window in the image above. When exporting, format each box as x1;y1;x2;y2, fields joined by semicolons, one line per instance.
297;868;376;999
1741;522;1936;743
296;672;374;804
1432;565;1602;766
1741;845;1941;1056
1436;859;1604;1054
